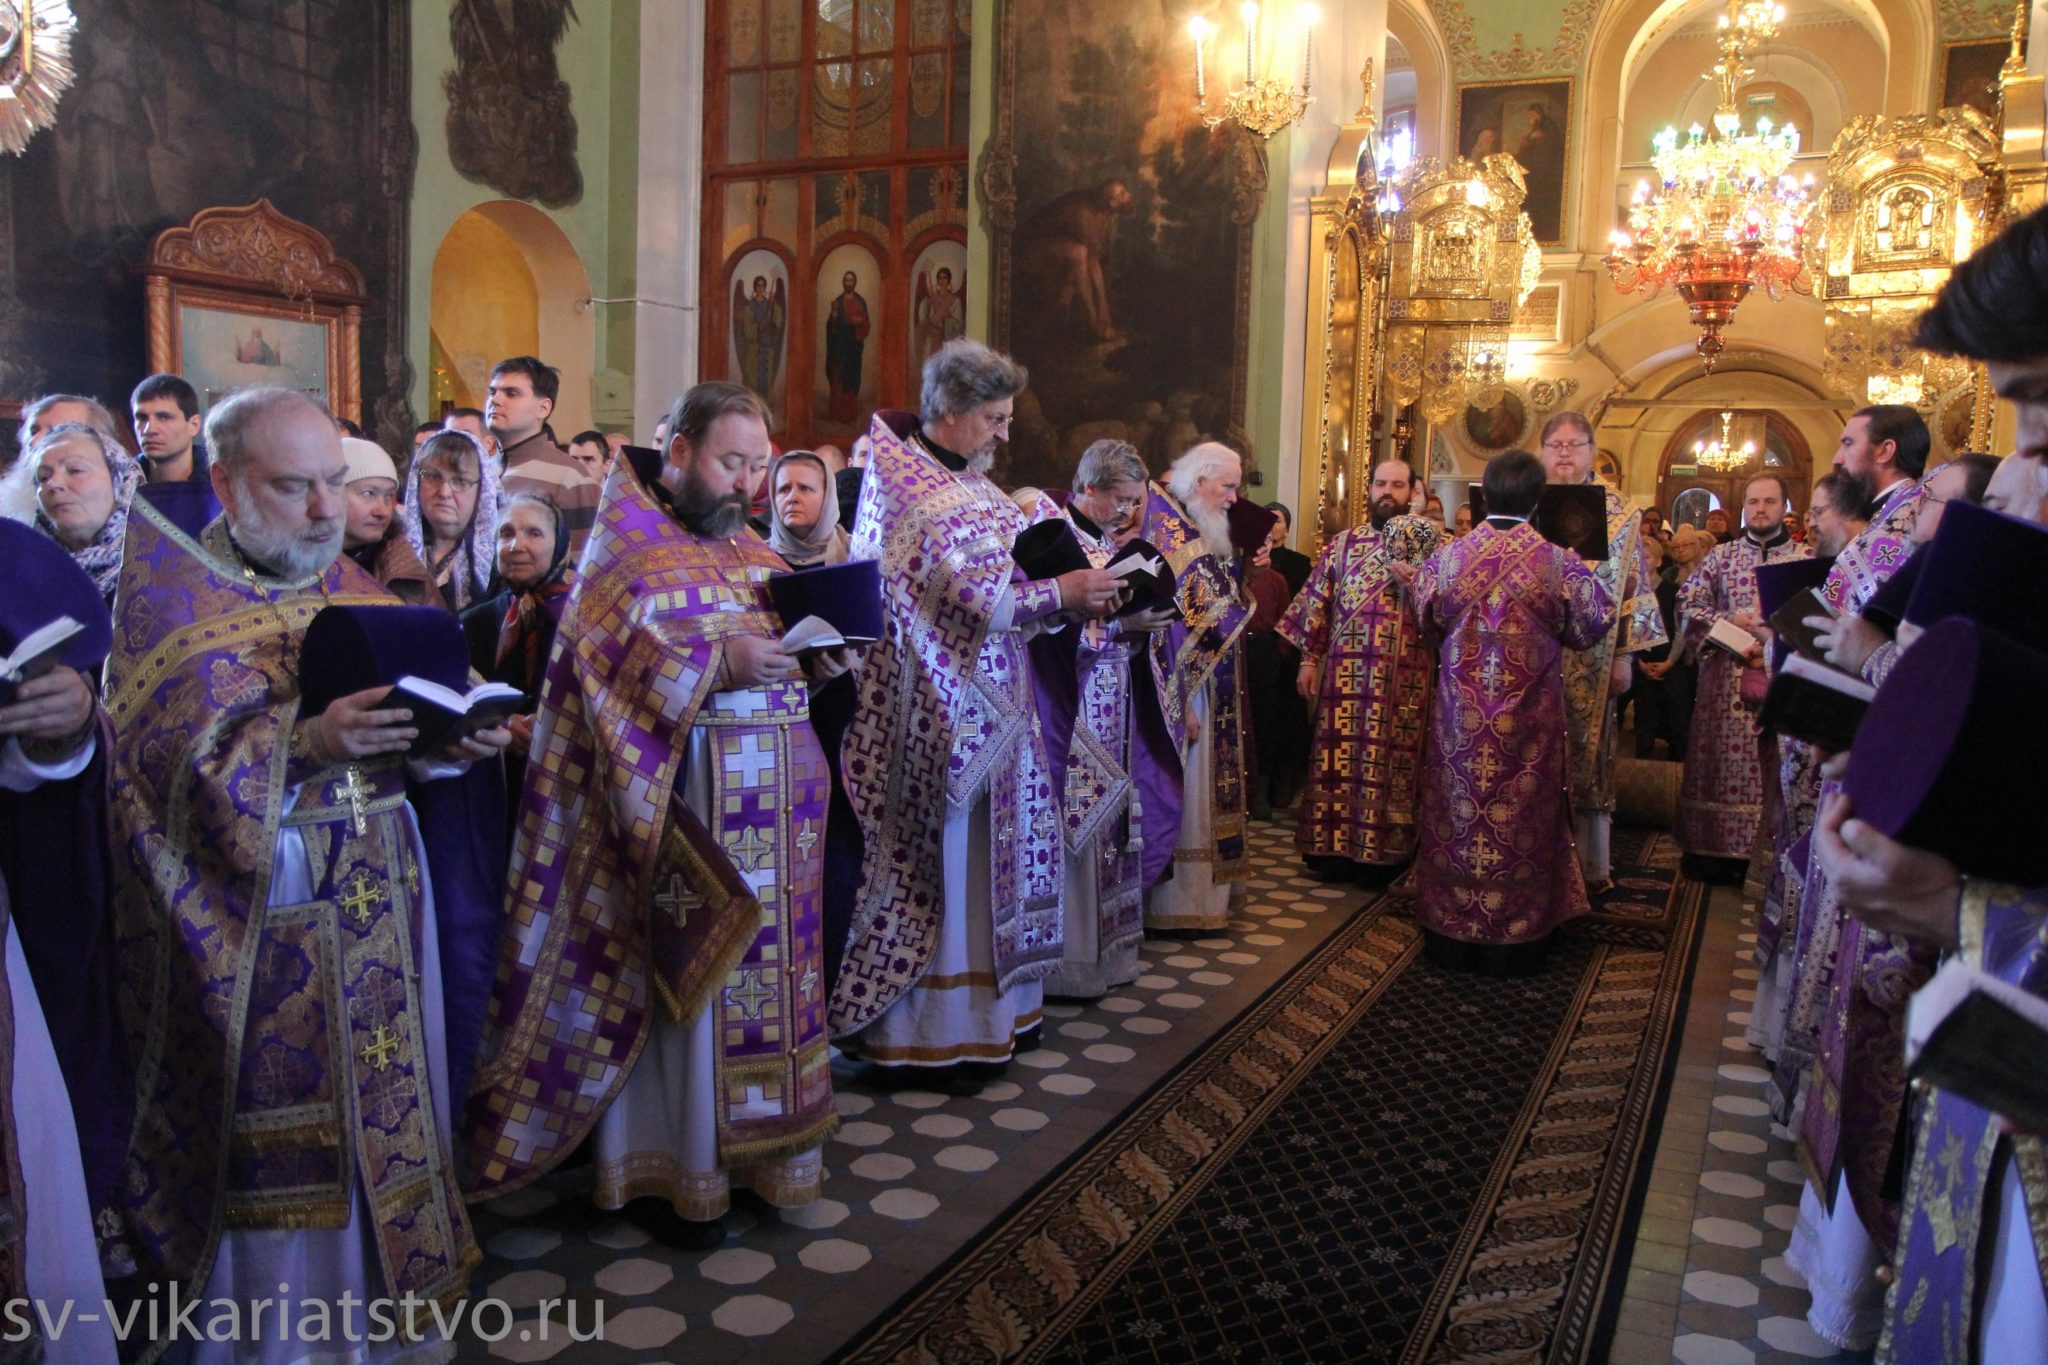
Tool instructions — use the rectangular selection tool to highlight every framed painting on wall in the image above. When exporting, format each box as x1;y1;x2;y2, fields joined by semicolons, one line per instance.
1457;78;1572;246
142;200;367;422
1942;40;2007;121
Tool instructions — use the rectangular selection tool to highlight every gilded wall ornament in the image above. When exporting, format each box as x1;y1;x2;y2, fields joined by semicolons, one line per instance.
1428;0;1605;80
0;0;76;158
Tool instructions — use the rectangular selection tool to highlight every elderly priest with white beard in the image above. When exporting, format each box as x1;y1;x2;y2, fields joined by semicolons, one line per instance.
104;387;509;1362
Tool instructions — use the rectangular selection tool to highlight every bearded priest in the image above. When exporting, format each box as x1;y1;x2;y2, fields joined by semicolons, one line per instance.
465;383;845;1238
831;340;1124;1094
1140;443;1257;933
106;387;506;1360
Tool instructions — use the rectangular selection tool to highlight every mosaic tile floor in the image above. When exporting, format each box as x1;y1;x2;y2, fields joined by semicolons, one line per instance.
1608;878;1863;1365
454;821;1376;1363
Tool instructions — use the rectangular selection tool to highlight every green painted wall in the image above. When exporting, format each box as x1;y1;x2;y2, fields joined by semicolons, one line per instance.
407;2;639;423
1242;128;1297;488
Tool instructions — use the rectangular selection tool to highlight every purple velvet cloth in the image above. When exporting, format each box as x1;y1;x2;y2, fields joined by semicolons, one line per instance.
1128;655;1183;889
0;717;131;1216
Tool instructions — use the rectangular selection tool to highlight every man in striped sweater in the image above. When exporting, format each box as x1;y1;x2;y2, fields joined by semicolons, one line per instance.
484;355;600;559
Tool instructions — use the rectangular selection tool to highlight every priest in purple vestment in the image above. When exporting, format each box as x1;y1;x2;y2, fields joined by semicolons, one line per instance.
1405;451;1614;974
1541;412;1664;894
105;389;505;1361
1675;473;1811;877
1042;440;1178;998
831;340;1123;1095
1142;443;1256;933
1278;458;1438;886
466;382;843;1237
1775;405;1930;1350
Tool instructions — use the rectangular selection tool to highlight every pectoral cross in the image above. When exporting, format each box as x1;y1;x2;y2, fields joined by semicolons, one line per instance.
725;969;775;1020
360;1025;402;1071
338;872;386;925
653;873;699;927
336;764;369;836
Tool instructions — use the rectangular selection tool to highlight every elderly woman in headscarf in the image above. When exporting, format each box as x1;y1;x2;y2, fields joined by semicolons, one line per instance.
766;449;850;568
27;422;142;607
459;491;572;824
401;427;502;612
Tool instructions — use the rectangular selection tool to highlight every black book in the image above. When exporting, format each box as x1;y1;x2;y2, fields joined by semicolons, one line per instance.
0;616;84;705
1106;539;1181;619
375;676;527;758
1908;958;2048;1136
1532;485;1610;560
1766;587;1837;663
1756;651;1873;752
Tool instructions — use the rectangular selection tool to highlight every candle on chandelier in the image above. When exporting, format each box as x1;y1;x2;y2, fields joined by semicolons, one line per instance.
1242;2;1258;85
1301;4;1319;92
1189;16;1209;103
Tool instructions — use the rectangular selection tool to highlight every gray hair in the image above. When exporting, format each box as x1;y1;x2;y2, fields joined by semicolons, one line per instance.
1074;439;1147;493
498;489;564;545
919;338;1027;425
204;387;331;478
1166;441;1240;505
17;392;122;457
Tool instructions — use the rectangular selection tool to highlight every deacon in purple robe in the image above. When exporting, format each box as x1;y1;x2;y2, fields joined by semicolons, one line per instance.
1141;444;1256;932
1041;441;1177;998
1277;458;1438;885
1540;411;1664;893
1405;451;1614;972
1777;405;1931;1351
1675;473;1810;873
105;389;505;1360
465;384;844;1233
831;340;1123;1093
0;521;126;1361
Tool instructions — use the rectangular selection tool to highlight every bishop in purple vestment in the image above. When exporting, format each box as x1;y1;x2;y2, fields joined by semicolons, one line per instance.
1408;452;1614;971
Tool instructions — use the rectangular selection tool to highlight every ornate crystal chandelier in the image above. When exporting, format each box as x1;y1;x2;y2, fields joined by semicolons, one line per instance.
1604;0;1815;372
1188;3;1319;140
1692;410;1757;472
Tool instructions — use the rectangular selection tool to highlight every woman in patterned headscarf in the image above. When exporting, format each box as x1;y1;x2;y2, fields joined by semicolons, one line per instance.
27;422;142;607
401;427;502;612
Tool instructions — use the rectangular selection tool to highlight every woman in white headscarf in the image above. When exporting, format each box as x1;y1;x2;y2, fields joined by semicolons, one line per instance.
400;427;503;612
765;449;850;567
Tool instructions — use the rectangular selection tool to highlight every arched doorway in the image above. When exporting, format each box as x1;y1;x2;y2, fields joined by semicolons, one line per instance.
1656;409;1813;526
430;202;596;437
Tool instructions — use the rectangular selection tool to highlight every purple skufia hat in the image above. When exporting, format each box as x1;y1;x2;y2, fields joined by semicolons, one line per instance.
1226;498;1278;556
0;518;113;672
1845;617;2048;886
1905;499;2048;654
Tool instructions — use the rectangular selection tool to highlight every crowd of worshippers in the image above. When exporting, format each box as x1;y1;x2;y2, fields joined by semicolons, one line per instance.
1;206;2047;1364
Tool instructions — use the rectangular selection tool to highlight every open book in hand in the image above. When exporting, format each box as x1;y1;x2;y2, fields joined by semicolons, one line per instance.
0;617;85;705
1703;618;1760;659
374;676;525;758
1908;957;2048;1136
777;616;876;653
1756;651;1873;752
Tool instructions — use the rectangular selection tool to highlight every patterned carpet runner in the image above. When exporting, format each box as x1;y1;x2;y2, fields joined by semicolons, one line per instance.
835;832;1704;1364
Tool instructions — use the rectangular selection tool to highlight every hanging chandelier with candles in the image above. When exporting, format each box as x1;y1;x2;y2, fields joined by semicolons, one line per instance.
1692;410;1758;472
1188;2;1319;140
1604;0;1815;372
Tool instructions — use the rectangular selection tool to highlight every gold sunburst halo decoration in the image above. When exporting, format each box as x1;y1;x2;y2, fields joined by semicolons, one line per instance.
0;0;77;158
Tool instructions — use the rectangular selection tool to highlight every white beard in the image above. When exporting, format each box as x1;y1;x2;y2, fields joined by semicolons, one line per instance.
232;508;342;580
1189;504;1232;561
967;448;996;476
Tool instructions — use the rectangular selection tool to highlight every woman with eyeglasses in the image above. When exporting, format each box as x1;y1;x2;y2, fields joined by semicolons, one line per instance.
401;428;503;612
